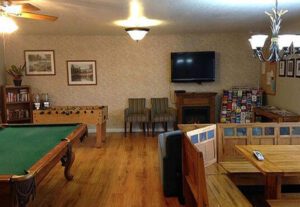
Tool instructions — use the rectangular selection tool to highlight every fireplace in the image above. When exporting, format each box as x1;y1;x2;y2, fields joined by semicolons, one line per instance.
182;106;210;124
175;92;217;124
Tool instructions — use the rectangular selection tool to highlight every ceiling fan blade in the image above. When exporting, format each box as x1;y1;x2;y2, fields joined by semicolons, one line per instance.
21;3;40;12
17;12;58;21
8;0;28;2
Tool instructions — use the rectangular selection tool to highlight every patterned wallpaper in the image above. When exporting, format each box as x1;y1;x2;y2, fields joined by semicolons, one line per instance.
267;78;300;114
0;39;5;85
4;33;260;130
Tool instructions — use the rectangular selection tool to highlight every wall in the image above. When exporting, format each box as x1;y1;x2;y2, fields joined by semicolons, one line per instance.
0;38;5;85
267;78;300;114
5;33;260;130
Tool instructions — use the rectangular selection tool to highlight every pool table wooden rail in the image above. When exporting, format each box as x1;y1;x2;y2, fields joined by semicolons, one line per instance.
0;123;87;207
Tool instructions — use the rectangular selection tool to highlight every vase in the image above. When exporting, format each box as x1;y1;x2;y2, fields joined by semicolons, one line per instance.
13;79;22;86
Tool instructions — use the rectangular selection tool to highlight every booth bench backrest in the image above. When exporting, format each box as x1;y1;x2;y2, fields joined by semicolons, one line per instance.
185;125;217;167
217;122;300;162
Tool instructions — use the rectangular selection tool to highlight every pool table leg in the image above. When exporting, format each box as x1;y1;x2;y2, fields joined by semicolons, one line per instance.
80;126;89;142
61;143;75;180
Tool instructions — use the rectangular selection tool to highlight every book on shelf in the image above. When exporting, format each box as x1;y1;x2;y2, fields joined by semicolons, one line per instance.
6;109;30;121
6;89;29;103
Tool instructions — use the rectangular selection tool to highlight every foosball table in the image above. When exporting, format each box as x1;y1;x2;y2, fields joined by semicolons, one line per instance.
33;106;108;148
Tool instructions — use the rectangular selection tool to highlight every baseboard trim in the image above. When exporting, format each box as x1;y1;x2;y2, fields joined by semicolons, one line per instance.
87;127;172;133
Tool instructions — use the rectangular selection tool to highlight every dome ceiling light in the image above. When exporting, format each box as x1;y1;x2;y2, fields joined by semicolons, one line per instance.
114;0;163;42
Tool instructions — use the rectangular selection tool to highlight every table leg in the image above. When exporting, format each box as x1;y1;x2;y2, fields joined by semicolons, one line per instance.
265;175;281;199
61;143;75;180
96;122;106;148
102;122;106;142
96;123;102;148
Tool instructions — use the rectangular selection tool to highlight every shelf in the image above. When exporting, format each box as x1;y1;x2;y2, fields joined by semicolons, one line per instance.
6;102;31;105
5;85;30;89
7;118;31;122
1;85;33;124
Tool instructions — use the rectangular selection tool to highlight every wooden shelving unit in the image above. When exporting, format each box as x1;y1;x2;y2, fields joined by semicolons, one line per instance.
1;85;33;123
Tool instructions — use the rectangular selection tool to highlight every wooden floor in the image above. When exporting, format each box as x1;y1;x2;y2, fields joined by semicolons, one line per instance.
29;133;183;207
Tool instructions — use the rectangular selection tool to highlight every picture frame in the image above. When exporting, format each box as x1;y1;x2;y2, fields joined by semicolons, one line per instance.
278;60;286;77
24;50;55;75
67;60;97;85
287;59;294;77
296;59;300;78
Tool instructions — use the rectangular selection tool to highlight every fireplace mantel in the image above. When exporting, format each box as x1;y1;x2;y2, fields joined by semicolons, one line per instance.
175;92;217;124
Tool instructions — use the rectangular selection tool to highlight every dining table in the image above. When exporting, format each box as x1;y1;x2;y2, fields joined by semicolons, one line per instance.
235;145;300;199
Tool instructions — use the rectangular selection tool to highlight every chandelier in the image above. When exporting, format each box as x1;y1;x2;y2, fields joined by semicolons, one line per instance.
248;0;300;62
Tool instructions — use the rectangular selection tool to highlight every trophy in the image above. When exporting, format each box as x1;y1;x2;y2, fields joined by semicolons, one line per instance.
33;94;40;110
43;93;50;108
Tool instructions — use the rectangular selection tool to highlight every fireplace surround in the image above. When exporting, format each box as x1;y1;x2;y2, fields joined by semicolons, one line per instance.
175;92;217;124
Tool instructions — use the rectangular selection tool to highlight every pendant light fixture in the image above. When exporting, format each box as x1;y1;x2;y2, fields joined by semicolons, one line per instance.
248;0;300;62
0;14;18;33
125;27;150;42
114;0;162;42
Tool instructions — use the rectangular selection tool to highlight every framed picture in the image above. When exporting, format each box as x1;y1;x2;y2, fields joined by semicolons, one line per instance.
296;59;300;78
67;60;97;85
24;50;55;75
287;59;294;77
278;60;286;77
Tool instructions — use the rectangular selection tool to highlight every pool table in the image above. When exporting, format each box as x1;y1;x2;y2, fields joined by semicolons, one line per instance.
0;123;88;207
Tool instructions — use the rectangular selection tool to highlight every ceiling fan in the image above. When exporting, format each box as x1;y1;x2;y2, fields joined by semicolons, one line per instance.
0;0;58;21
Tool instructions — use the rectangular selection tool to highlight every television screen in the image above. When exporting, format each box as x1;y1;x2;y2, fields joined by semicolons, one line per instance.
171;51;215;82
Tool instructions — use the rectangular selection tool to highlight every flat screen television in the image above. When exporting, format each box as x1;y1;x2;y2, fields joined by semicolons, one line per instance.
171;51;215;82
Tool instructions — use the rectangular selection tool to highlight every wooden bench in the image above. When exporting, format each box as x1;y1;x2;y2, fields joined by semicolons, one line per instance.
182;126;252;207
220;161;259;173
178;123;300;206
205;163;227;175
217;123;300;186
267;199;300;207
206;174;251;207
220;161;265;186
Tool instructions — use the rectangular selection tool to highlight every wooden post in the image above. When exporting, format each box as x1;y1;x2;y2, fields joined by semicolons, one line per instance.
265;175;282;199
96;122;106;148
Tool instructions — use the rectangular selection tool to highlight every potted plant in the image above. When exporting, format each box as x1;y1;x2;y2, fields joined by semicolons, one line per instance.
6;63;25;86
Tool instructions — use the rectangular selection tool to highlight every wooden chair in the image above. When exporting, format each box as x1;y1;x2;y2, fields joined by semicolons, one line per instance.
150;98;176;136
124;98;149;136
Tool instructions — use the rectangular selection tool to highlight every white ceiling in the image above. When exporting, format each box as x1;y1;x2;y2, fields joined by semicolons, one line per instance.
10;0;300;35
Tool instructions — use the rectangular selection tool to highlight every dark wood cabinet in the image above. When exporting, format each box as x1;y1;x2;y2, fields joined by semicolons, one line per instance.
253;106;300;122
1;85;32;123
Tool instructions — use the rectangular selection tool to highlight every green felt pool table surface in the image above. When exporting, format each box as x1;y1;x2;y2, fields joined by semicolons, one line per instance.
0;124;79;175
